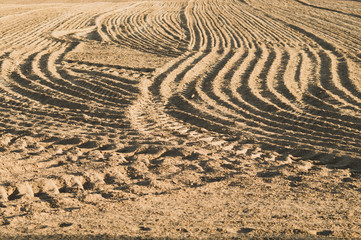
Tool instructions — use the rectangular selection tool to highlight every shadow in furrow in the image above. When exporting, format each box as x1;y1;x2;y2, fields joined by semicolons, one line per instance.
294;0;361;19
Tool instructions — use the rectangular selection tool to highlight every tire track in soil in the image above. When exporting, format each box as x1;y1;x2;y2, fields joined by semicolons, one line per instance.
1;0;361;204
136;0;361;171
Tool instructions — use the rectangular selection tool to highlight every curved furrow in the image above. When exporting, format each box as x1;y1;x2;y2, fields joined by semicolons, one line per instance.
64;62;141;85
128;8;169;50
236;9;273;42
329;51;361;103
186;0;209;51
8;70;88;111
147;25;361;157
188;1;206;49
20;46;119;109
62;13;97;31
156;52;207;100
53;12;85;31
115;11;161;51
198;1;227;50
233;47;359;148
294;0;361;19
183;0;196;50
212;12;238;49
246;0;361;55
39;46;135;109
224;6;266;43
190;51;262;127
0;8;59;42
266;50;361;146
197;1;224;50
316;49;361;110
162;4;187;38
268;47;361;134
65;68;139;99
302;47;361;116
167;91;239;134
186;49;305;146
251;45;361;139
99;2;187;57
220;5;257;49
129;55;195;136
277;46;303;103
261;47;317;118
174;51;224;97
271;23;361;112
66;6;109;31
107;12;131;45
240;9;284;43
151;17;181;48
150;3;187;46
297;52;361;129
140;13;184;53
2;27;133;137
278;9;361;55
95;3;142;43
214;4;253;49
166;100;323;156
225;15;254;47
2;83;132;134
0;6;45;19
10;11;75;47
242;7;304;44
224;2;266;41
10;57;90;112
117;11;181;56
52;69;136;105
303;18;361;55
0;8;65;45
207;44;360;155
2;0;361;194
95;11;116;42
27;48;93;106
212;3;235;49
167;85;349;158
152;44;305;149
340;58;361;101
7;45;136;122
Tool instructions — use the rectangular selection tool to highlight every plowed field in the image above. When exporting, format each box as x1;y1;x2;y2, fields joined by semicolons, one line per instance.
1;0;361;238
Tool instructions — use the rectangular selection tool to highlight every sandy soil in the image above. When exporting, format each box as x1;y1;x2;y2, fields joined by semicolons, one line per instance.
1;0;361;238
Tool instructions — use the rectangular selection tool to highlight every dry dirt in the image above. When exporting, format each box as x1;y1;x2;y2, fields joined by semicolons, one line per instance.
0;0;361;239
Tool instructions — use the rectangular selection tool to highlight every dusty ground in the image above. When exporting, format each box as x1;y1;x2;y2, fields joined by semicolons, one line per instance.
1;0;361;239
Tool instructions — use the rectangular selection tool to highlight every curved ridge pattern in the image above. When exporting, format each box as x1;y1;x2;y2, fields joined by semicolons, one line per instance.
139;0;361;169
1;0;361;198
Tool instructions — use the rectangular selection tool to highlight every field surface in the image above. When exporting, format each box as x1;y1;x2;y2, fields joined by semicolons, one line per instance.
1;0;361;238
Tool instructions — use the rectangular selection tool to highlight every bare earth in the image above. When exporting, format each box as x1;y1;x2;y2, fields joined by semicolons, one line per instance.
0;0;361;238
